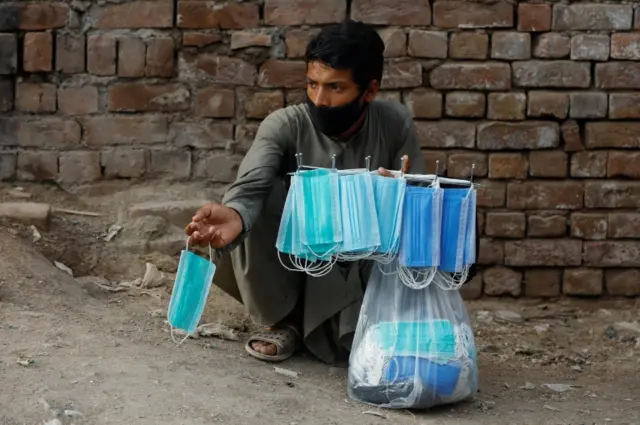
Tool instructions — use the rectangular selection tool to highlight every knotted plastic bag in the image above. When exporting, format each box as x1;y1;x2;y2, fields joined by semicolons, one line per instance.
348;260;479;410
167;240;217;344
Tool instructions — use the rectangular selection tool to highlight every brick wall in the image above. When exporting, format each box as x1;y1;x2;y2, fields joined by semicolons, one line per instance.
1;0;639;298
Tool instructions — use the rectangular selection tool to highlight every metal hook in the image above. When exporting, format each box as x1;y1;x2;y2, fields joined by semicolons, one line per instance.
331;154;336;169
470;163;476;185
435;160;440;178
400;156;406;178
365;155;371;172
295;153;303;171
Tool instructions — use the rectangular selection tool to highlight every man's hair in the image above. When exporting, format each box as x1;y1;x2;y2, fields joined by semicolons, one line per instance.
305;19;385;91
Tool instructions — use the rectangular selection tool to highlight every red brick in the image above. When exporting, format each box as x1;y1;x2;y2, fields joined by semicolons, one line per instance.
449;32;488;60
23;32;52;72
118;37;146;78
570;151;607;178
527;92;569;119
171;121;233;150
408;31;447;59
596;62;640;89
381;61;422;89
17;119;81;149
177;1;219;29
266;0;345;25
529;151;567;178
533;33;570;58
477;122;559;150
414;121;475;149
513;61;590;88
492;32;531;60
216;3;260;29
584;181;640;209
19;2;68;30
552;4;632;31
483;266;522;297
433;1;513;28
476;180;506;208
487;93;526;121
58;86;99;115
192;152;241;183
58;151;101;183
488;153;528;180
195;87;235;118
230;31;271;50
233;123;259;154
518;4;551;32
352;0;430;26
108;83;190;112
15;83;56;113
585;123;640;149
478;238;504;265
446;153;487;179
17;151;58;181
182;32;222;48
0;34;18;74
431;63;510;91
605;269;640;296
258;60;306;89
56;34;85;74
485;212;525;238
562;120;583;152
524;269;561;298
445;92;485;118
101;148;146;179
607;151;640;179
563;268;603;296
95;0;173;28
505;239;582;267
0;153;16;181
87;34;116;76
285;90;306;106
609;93;640;119
507;181;583;210
608;213;640;239
83;116;169;146
285;29;318;58
569;92;607;119
570;213;607;240
243;90;284;119
611;33;640;60
148;150;192;179
146;38;174;77
0;80;13;111
571;34;610;61
527;214;566;237
404;89;442;118
460;274;483;300
378;28;406;58
181;54;257;86
584;241;640;267
376;91;401;103
422;151;447;176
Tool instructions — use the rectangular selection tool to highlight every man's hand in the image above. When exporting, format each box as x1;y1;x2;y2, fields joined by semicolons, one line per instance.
378;154;410;178
185;203;243;249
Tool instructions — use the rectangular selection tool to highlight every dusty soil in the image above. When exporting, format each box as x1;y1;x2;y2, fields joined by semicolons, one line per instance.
1;181;639;425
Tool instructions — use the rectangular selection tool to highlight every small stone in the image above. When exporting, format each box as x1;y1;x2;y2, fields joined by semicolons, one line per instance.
54;261;73;276
543;404;559;412
534;324;550;334
543;383;577;393
0;202;51;229
521;382;535;390
613;321;640;335
494;310;523;324
141;262;172;288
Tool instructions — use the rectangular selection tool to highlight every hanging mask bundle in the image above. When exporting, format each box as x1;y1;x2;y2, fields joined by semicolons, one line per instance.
336;165;381;261
167;239;218;345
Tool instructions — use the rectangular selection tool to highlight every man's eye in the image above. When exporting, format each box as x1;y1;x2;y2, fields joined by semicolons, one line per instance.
308;82;317;89
330;85;342;92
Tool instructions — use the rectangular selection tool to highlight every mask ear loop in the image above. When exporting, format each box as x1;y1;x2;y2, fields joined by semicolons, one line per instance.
170;237;217;346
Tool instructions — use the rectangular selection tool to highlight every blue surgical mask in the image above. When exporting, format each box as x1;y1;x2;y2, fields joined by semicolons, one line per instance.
464;189;477;266
167;242;217;343
439;188;473;274
336;172;381;260
370;175;406;262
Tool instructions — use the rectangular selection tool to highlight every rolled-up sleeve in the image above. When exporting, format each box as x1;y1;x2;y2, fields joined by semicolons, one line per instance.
222;111;290;234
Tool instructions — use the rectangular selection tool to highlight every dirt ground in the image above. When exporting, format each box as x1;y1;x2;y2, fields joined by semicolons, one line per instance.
1;181;639;425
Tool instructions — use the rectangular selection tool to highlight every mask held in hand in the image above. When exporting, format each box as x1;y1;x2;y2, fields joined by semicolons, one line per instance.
167;239;218;344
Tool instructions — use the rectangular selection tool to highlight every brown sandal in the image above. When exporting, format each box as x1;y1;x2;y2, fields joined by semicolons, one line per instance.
245;325;301;363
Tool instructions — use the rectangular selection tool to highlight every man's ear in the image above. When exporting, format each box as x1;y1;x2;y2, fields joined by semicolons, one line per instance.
363;80;380;102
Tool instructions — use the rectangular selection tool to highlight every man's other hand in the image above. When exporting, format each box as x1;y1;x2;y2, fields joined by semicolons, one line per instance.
185;203;243;249
378;154;410;178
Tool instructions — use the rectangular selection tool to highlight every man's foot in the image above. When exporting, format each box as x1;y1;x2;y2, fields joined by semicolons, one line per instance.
245;325;301;363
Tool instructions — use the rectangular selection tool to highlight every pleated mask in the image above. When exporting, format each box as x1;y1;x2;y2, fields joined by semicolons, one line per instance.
370;175;406;263
439;188;473;274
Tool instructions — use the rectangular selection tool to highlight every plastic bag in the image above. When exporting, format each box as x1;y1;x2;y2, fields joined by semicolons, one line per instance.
348;260;478;409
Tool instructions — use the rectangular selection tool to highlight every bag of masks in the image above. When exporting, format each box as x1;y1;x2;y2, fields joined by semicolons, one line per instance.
348;260;478;409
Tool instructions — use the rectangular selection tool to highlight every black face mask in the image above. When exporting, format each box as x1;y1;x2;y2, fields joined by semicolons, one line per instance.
306;92;369;138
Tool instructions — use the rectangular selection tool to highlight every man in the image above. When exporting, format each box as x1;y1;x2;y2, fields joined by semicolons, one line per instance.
186;20;475;365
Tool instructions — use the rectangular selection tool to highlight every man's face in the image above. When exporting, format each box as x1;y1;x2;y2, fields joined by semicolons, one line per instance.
306;60;374;108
